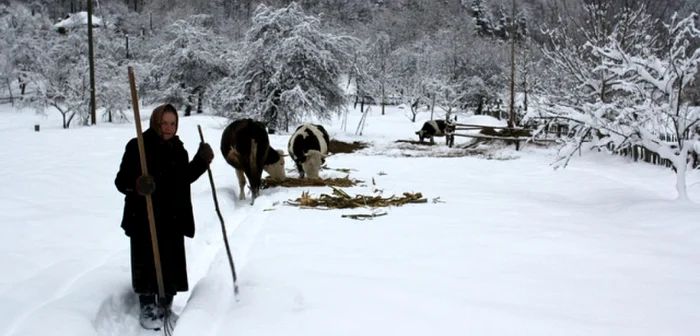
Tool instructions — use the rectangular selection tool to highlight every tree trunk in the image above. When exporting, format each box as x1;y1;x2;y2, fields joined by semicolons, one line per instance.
674;150;690;202
381;84;386;115
264;90;282;132
411;98;420;122
523;80;529;112
6;77;13;106
18;76;26;95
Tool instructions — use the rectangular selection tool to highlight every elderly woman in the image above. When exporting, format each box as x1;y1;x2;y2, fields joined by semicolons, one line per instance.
114;103;214;330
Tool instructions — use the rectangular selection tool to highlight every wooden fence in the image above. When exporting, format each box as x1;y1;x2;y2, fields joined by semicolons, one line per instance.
0;96;14;105
605;143;700;170
445;115;696;171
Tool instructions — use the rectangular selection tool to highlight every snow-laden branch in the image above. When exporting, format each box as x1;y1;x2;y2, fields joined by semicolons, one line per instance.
545;7;700;201
210;2;356;130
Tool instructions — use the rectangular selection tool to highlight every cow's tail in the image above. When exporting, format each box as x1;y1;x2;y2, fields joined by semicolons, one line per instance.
249;138;262;201
250;138;258;175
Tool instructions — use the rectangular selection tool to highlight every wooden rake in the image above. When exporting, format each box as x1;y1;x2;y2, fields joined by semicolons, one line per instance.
127;66;175;335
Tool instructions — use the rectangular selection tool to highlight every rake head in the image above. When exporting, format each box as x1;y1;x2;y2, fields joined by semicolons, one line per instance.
162;311;178;336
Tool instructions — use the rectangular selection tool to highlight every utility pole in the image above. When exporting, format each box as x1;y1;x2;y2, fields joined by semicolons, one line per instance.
87;0;97;125
508;0;517;128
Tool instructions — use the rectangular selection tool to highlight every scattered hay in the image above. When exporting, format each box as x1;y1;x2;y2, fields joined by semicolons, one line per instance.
341;212;388;220
526;140;562;148
394;147;487;158
321;165;356;173
284;186;427;210
261;176;362;189
394;139;437;146
329;139;369;154
393;148;519;160
382;140;520;160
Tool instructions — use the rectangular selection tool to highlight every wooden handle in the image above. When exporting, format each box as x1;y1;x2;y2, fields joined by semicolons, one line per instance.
128;66;166;299
197;124;205;142
197;124;239;298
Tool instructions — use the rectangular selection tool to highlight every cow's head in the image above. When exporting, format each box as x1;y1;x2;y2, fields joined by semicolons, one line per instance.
415;130;427;141
263;149;286;180
302;149;325;179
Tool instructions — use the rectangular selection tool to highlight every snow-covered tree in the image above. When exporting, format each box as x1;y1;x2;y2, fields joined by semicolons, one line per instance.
93;29;144;123
210;2;357;131
514;37;549;119
363;31;395;115
392;36;445;122
455;37;509;114
550;11;700;201
149;14;229;116
1;3;53;96
423;28;480;117
540;4;661;154
466;0;493;38
541;3;657;105
345;38;377;113
464;0;527;42
20;31;91;129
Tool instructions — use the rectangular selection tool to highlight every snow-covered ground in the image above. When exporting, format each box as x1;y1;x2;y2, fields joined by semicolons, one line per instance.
1;102;699;336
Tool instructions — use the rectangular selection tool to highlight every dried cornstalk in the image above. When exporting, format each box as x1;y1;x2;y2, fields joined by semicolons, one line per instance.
285;187;427;210
261;176;362;189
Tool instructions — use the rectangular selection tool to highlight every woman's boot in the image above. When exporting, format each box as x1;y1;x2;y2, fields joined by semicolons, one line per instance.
138;294;164;330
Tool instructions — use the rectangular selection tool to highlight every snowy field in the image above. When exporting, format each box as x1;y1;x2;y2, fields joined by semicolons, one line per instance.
1;102;699;336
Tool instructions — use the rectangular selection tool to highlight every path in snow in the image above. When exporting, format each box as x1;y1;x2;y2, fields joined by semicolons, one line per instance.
92;195;278;336
90;117;306;336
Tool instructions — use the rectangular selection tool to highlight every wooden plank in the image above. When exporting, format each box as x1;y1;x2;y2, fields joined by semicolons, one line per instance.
451;123;528;130
450;132;560;143
449;133;538;142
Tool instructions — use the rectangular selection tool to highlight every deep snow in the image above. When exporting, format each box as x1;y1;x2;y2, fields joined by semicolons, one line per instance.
1;102;699;336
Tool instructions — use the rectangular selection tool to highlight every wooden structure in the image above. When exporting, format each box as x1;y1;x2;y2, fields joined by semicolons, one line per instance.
445;122;538;150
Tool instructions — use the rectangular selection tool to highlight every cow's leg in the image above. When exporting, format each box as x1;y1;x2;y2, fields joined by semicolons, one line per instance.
296;162;305;179
430;136;435;144
236;168;247;200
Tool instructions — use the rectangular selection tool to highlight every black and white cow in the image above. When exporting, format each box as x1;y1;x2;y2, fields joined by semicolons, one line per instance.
220;118;284;204
263;146;286;181
416;120;451;144
288;123;330;179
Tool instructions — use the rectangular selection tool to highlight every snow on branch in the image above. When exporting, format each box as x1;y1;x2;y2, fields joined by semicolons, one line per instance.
149;14;230;110
211;2;357;131
546;8;700;201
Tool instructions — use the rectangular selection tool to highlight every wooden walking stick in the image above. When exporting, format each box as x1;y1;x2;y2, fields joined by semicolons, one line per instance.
197;125;240;300
127;66;169;331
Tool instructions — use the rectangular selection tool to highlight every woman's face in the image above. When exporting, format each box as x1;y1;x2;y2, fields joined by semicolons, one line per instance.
160;112;177;140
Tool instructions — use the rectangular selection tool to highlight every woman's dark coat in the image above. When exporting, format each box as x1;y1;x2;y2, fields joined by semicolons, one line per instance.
115;128;208;295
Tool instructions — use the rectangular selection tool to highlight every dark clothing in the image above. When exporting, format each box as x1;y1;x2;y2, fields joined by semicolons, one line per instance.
115;128;208;294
